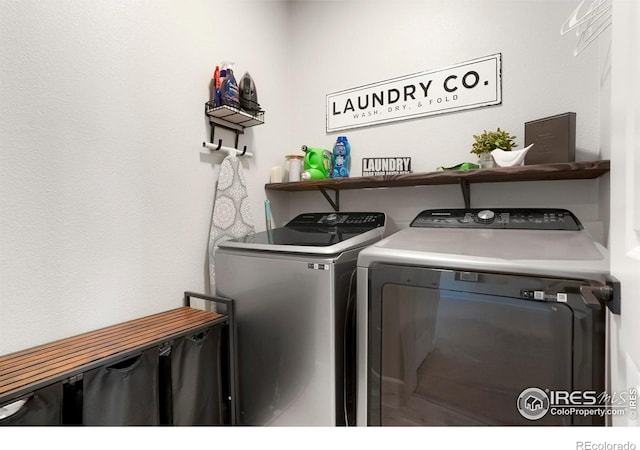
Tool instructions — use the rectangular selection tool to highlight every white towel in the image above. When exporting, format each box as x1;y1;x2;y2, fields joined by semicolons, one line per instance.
208;155;255;295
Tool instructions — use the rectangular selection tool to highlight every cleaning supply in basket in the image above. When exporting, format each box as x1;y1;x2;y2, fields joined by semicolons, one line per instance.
219;65;227;91
330;136;350;178
220;61;240;109
209;66;221;107
208;67;215;103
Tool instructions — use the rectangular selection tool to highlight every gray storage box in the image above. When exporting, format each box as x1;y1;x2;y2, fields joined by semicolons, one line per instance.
524;112;576;165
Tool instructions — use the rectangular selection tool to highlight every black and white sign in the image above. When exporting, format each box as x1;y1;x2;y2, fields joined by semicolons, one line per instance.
326;53;502;132
362;157;412;176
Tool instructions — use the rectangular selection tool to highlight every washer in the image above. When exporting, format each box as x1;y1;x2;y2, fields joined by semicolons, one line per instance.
215;211;385;426
357;208;609;426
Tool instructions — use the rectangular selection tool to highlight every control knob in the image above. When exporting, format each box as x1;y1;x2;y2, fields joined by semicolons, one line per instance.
476;209;496;224
326;213;339;225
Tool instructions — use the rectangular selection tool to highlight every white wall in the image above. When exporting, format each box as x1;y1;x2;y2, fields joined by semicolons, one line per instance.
0;1;607;357
0;0;291;354
282;0;605;236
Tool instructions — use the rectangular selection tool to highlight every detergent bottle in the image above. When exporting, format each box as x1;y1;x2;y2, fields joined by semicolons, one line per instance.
301;145;332;180
330;136;350;178
220;61;240;109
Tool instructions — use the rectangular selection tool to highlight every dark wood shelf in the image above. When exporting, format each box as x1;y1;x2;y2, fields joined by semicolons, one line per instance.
265;160;610;211
265;160;610;192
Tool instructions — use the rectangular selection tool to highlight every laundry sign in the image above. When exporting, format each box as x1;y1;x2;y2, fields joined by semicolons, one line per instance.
362;157;412;176
326;53;502;132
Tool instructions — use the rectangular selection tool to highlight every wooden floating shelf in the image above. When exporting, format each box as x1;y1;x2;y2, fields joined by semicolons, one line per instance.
265;160;610;192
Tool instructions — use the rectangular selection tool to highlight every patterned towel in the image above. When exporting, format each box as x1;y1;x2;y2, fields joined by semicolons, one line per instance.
208;155;255;294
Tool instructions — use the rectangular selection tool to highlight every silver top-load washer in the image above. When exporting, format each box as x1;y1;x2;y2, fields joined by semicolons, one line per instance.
218;211;385;255
216;211;385;426
357;208;609;426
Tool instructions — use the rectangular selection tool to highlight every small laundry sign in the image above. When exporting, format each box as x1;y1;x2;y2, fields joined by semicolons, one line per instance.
326;53;502;132
362;157;412;176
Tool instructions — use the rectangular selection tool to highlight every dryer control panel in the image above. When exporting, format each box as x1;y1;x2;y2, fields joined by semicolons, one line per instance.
411;208;583;231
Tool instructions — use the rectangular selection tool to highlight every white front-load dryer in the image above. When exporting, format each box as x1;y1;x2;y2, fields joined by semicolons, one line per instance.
357;208;610;426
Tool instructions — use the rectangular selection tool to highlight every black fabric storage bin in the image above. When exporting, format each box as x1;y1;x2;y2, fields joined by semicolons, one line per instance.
82;347;159;426
0;382;63;426
167;325;224;425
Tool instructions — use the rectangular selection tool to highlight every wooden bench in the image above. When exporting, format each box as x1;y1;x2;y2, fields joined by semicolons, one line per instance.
0;292;236;425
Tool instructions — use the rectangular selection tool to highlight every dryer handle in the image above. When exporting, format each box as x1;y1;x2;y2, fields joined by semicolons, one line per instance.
579;276;621;314
579;284;604;309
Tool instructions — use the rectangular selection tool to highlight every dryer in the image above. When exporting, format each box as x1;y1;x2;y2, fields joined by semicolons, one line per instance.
357;208;609;426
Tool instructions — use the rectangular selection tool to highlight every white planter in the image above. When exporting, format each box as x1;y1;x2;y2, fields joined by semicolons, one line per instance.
491;144;534;167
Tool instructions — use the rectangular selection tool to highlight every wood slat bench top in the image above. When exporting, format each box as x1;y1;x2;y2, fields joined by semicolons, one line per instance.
0;307;225;402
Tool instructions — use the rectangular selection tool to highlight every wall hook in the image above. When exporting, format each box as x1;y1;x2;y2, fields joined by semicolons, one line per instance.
202;141;254;158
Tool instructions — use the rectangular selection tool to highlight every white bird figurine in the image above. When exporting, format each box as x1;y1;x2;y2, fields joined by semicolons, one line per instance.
491;143;534;167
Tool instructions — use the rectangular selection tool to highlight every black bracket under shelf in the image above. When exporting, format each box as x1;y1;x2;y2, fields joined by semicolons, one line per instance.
459;179;471;209
316;180;467;212
318;187;340;212
208;117;243;152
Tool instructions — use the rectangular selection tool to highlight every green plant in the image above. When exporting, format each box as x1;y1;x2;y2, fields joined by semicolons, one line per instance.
470;128;518;156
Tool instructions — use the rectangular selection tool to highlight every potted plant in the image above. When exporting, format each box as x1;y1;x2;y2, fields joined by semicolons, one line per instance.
470;128;517;168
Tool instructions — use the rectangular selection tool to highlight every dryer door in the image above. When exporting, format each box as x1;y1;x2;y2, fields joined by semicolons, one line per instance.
366;264;604;426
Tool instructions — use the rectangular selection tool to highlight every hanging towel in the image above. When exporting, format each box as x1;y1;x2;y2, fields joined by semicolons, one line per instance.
208;155;255;295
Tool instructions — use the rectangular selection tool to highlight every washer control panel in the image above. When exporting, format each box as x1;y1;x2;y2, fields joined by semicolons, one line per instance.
288;212;386;229
411;208;583;230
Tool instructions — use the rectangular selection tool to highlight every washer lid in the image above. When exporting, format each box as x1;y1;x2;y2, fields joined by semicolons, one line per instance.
217;212;386;255
358;227;609;280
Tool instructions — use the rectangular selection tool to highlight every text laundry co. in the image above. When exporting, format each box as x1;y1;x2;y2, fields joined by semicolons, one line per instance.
326;53;502;132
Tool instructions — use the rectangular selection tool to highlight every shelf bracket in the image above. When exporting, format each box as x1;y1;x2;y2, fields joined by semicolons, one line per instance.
459;178;471;209
210;122;242;150
318;187;340;212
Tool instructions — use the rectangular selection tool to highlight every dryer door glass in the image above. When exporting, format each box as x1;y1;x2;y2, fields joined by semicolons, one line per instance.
367;266;591;426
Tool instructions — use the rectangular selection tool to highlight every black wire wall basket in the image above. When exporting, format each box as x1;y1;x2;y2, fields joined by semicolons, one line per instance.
205;102;265;129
